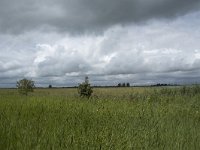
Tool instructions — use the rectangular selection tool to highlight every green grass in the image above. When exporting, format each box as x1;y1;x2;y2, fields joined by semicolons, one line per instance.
0;87;200;149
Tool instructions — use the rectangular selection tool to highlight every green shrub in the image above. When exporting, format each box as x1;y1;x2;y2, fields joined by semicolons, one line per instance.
16;78;35;95
78;76;93;98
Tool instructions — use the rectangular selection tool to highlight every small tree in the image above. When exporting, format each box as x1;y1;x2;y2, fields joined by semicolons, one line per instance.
122;83;126;87
118;83;121;87
78;76;93;98
49;84;52;88
16;78;35;95
127;83;130;87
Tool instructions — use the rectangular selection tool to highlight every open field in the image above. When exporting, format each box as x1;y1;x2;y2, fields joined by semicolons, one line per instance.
0;86;200;149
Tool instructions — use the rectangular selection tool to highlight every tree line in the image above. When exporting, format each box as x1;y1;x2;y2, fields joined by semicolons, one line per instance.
117;83;130;87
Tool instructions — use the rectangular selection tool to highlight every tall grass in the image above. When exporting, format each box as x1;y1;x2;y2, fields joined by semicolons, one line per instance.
0;86;200;149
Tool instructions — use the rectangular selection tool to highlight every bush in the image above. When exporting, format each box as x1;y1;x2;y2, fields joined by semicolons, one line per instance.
16;78;35;95
78;76;93;98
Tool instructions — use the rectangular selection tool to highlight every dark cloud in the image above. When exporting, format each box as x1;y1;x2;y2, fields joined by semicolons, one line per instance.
0;0;200;34
0;4;200;87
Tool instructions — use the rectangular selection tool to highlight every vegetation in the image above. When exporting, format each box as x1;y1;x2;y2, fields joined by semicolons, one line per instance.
16;78;35;95
0;86;200;149
78;76;93;98
118;82;130;87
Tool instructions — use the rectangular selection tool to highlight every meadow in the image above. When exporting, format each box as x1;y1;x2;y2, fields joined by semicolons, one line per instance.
0;86;200;149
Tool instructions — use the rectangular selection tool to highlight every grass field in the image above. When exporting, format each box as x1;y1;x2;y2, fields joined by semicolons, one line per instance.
0;86;200;149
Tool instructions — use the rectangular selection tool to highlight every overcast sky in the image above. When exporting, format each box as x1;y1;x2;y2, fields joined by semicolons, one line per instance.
0;0;200;87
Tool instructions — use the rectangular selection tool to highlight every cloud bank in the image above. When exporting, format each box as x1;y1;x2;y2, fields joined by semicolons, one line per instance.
0;1;200;87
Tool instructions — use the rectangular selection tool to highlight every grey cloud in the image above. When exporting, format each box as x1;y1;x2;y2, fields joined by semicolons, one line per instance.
34;45;91;77
1;11;200;87
0;0;200;34
103;51;148;75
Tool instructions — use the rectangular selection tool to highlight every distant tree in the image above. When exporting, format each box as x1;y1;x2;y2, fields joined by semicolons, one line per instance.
122;83;126;87
78;76;93;98
127;83;130;87
118;83;121;87
16;78;35;95
49;84;52;88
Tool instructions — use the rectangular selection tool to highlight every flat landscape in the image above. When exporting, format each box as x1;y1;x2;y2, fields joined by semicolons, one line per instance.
0;86;200;149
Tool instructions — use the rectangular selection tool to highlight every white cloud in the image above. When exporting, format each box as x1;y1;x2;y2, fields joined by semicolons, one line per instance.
0;11;200;87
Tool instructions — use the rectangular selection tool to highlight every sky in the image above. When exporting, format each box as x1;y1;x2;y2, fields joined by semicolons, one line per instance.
0;0;200;87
